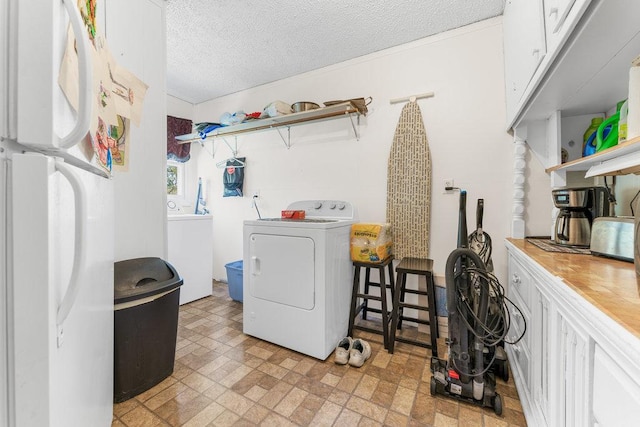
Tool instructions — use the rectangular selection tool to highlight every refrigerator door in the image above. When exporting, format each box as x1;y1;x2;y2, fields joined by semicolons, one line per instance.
5;0;107;179
11;152;113;426
15;0;92;151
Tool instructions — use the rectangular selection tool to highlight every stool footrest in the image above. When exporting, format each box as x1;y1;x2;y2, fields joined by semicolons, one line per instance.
398;315;431;325
400;288;429;297
398;302;431;311
363;282;393;289
357;293;382;302
361;307;385;315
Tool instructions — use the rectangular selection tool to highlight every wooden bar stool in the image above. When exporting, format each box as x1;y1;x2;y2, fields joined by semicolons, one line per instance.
389;257;439;355
348;257;395;349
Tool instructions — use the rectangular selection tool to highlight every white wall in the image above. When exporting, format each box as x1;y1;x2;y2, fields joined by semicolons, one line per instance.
614;174;640;216
192;17;518;284
107;0;167;261
167;95;194;120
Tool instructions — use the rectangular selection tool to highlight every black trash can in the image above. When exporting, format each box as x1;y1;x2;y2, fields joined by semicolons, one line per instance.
113;257;183;403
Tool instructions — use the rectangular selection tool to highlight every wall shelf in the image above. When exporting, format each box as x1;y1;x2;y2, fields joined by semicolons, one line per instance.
545;136;640;176
175;101;363;147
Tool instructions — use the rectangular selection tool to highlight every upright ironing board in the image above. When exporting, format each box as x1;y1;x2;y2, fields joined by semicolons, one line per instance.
386;101;431;258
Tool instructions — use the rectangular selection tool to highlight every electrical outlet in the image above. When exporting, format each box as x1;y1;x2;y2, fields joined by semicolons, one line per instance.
444;179;454;193
252;190;260;198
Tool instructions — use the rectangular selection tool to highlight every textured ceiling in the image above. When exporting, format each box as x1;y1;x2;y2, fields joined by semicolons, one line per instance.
166;0;505;104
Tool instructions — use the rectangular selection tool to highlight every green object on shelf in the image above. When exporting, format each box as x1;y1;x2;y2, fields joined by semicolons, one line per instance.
596;114;619;152
619;99;629;142
583;117;603;156
596;101;626;152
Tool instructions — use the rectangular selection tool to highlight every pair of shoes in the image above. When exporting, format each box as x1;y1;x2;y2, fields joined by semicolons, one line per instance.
334;337;371;367
348;339;372;367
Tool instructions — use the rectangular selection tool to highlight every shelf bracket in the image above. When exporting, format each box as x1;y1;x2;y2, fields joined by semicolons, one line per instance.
221;136;238;156
275;126;291;149
347;113;360;141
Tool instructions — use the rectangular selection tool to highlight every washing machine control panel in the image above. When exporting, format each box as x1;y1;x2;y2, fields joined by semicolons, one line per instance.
287;200;355;220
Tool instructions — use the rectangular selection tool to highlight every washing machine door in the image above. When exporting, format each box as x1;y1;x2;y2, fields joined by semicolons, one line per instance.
248;234;315;310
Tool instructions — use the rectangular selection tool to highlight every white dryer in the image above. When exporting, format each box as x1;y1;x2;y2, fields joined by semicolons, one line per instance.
243;200;356;360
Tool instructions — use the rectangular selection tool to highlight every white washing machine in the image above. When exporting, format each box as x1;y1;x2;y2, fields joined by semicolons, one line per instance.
243;200;356;360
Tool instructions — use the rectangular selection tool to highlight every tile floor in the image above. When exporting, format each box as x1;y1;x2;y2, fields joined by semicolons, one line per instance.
112;282;526;427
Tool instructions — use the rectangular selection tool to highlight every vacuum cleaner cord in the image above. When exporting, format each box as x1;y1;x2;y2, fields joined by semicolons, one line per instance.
457;266;526;346
450;264;527;378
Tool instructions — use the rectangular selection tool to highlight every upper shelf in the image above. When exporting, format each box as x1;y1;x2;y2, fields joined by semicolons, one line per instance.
545;136;640;176
176;102;362;144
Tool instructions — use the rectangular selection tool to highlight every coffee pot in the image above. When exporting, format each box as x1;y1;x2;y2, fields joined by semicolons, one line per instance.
555;210;591;246
552;187;610;247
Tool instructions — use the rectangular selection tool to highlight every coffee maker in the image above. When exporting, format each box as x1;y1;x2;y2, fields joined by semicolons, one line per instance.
552;186;610;247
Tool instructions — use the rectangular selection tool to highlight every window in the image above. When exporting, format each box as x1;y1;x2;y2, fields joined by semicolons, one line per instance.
167;161;185;198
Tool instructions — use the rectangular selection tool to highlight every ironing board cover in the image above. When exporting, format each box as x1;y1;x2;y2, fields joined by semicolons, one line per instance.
386;101;431;259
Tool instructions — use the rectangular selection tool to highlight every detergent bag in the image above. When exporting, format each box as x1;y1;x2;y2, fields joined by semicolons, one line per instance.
350;223;393;263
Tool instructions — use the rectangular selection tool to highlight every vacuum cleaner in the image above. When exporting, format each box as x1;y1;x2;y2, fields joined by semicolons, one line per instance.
468;197;510;383
430;190;525;415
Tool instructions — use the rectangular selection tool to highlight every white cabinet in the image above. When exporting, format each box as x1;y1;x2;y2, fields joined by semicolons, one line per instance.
503;0;596;129
503;0;546;122
592;344;640;426
167;214;213;304
503;0;593;127
507;255;549;427
505;242;640;427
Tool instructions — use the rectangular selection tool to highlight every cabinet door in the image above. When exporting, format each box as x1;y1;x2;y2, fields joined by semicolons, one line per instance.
544;0;576;36
503;0;547;121
507;290;531;393
592;344;640;426
543;0;590;53
556;313;590;427
509;255;532;313
532;286;551;426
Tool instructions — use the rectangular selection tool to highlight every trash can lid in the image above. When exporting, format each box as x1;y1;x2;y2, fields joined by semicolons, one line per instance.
224;260;243;270
114;257;183;304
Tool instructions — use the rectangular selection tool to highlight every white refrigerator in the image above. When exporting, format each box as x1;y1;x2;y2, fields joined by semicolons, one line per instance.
1;0;114;426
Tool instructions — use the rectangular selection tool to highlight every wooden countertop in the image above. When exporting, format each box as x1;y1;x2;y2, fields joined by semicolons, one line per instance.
507;238;640;339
